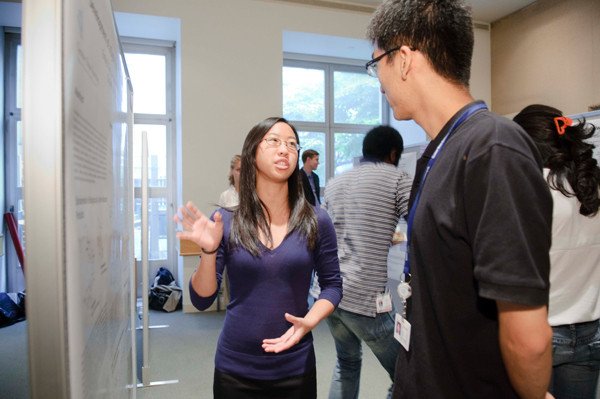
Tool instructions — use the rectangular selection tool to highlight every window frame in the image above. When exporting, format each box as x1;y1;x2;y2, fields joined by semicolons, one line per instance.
283;53;389;183
122;38;178;281
3;30;25;293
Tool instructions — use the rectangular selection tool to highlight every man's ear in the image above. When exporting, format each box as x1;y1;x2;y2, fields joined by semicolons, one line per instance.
386;149;399;166
398;45;414;80
392;149;399;166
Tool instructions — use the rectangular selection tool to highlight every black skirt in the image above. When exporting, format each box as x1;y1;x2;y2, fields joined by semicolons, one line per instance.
213;367;317;399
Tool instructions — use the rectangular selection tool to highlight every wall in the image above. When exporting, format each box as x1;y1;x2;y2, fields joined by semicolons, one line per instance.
491;0;600;116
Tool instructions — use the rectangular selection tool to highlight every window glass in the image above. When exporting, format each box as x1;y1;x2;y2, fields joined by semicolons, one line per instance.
124;43;174;270
124;53;166;114
334;70;381;125
16;45;22;109
334;132;367;175
17;199;25;249
5;33;25;292
299;131;327;187
17;121;23;188
283;66;325;122
283;60;386;183
132;124;167;188
134;198;169;261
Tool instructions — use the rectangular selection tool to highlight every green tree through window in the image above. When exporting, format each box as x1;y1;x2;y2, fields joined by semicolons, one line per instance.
283;59;387;185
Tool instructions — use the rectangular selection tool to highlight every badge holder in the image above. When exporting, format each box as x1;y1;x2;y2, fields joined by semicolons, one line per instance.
394;273;412;351
376;289;393;313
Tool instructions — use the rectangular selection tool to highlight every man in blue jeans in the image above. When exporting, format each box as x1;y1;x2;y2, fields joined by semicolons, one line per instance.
323;126;412;399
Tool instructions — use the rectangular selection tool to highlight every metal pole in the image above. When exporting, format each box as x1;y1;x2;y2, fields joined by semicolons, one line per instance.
141;131;150;385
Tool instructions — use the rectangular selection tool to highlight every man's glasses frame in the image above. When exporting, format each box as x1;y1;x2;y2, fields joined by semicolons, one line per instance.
365;46;417;78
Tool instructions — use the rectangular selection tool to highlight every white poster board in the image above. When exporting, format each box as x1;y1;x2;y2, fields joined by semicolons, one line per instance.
23;0;134;397
397;152;417;178
63;0;134;397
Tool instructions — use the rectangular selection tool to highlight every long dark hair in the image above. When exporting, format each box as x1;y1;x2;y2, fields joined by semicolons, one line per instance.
230;117;317;256
514;104;600;216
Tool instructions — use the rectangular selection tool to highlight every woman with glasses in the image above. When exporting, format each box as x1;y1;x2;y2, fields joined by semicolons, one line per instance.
174;116;342;398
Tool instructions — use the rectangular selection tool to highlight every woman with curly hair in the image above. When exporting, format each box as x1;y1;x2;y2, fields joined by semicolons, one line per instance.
514;104;600;399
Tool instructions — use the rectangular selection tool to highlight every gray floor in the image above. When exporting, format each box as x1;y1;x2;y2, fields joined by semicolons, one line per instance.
0;309;391;399
137;309;391;398
0;319;29;399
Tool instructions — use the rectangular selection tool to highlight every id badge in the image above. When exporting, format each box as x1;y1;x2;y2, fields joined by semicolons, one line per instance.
376;291;392;313
394;313;411;351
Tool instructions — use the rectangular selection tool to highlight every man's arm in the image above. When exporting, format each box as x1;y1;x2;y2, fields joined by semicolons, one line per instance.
497;301;553;399
395;172;413;217
313;172;321;204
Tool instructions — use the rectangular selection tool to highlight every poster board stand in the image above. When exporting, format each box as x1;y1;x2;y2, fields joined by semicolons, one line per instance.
137;131;179;388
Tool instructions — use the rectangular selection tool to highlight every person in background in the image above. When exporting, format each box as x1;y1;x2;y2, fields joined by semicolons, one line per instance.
174;117;342;399
323;125;412;399
216;154;241;307
366;1;553;397
514;104;600;399
300;149;321;206
218;154;241;208
301;148;322;307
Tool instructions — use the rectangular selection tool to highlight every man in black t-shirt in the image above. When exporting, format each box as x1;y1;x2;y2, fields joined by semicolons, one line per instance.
366;1;553;398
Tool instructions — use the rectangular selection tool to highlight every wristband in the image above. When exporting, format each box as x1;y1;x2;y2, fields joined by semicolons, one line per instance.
201;246;218;255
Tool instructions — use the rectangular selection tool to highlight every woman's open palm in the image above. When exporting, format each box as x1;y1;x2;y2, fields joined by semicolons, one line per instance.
174;201;223;252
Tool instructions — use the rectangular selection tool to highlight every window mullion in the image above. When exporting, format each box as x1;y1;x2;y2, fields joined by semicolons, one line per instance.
291;121;326;131
325;64;335;181
134;114;170;124
330;123;374;132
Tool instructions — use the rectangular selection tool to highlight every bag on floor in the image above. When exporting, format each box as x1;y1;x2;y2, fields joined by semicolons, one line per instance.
153;266;175;286
149;267;182;312
0;291;26;328
149;284;182;312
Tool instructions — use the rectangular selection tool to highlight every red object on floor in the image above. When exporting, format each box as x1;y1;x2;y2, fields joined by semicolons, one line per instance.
4;212;24;274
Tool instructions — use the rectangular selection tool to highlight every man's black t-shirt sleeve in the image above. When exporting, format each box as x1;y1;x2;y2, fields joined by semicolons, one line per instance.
464;143;552;306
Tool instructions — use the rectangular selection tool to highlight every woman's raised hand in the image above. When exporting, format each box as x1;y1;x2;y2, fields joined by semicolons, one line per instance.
173;201;223;253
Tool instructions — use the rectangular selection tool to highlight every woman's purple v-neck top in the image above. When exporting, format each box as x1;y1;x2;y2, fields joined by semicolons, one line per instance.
189;207;342;380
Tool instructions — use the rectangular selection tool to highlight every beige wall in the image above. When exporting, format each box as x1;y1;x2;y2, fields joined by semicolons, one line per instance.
491;0;600;116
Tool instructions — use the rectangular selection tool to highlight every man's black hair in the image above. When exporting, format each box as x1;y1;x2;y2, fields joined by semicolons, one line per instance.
363;125;404;165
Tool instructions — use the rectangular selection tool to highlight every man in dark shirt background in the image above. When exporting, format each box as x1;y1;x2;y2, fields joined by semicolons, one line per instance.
300;149;320;206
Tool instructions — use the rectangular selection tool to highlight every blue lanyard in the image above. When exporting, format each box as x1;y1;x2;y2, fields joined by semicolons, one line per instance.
403;103;488;277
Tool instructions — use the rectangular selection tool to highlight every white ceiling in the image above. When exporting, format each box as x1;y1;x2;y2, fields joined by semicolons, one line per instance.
280;0;537;23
